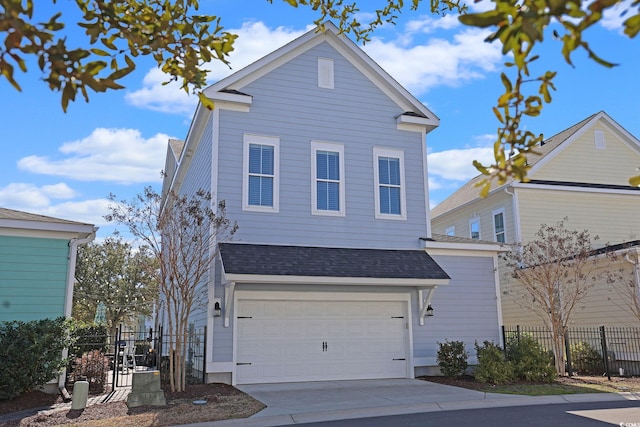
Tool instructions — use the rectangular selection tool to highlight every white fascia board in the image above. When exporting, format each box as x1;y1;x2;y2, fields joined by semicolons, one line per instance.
396;114;439;132
424;241;508;254
0;220;96;237
512;181;640;195
224;273;449;287
208;91;253;106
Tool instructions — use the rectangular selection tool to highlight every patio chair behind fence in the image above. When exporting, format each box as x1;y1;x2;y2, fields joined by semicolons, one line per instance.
502;325;640;379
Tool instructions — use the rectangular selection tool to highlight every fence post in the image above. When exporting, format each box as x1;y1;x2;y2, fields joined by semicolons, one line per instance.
202;325;207;384
516;325;521;345
564;329;573;377
599;326;611;381
501;325;507;358
112;327;120;388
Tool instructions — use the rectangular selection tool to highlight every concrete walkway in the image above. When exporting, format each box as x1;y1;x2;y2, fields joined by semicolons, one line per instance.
179;379;640;427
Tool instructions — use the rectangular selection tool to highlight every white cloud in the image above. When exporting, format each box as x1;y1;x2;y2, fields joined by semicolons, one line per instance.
364;27;502;95
427;145;494;181
0;182;110;226
126;21;309;114
405;14;460;34
601;0;634;32
18;128;169;184
125;68;197;115
39;199;113;226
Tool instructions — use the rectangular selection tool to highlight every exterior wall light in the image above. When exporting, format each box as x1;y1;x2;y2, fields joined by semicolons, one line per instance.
426;304;434;316
214;301;222;317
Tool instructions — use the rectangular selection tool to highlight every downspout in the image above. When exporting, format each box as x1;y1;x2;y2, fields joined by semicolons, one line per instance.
59;227;97;391
504;185;521;243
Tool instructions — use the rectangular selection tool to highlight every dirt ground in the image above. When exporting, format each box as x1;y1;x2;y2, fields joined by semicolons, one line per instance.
0;383;265;427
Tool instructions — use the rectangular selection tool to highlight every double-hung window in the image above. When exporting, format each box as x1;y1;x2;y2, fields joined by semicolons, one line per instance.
373;148;406;220
243;134;279;212
311;141;345;216
492;208;506;243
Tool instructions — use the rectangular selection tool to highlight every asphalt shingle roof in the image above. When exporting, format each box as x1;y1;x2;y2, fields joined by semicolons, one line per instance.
219;243;450;280
0;207;92;226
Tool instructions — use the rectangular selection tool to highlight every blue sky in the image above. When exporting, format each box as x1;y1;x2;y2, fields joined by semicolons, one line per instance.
2;0;639;239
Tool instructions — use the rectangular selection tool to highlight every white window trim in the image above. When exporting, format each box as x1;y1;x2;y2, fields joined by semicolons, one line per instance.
492;208;506;243
469;217;480;240
311;141;345;216
445;226;455;236
373;147;407;221
242;134;280;213
317;57;334;89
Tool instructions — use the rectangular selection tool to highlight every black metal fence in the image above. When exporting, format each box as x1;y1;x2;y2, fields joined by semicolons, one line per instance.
158;325;207;386
67;323;206;391
503;325;640;379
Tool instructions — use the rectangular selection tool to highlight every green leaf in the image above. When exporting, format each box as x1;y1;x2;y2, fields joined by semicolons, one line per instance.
198;92;215;110
459;10;505;28
630;175;640;187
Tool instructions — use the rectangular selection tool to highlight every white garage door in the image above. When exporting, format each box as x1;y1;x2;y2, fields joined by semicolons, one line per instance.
236;297;408;384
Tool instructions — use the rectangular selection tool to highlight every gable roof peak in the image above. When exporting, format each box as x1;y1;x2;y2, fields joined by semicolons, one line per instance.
203;20;437;126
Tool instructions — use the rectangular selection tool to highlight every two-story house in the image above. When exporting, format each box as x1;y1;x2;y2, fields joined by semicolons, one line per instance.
431;111;640;327
162;22;504;385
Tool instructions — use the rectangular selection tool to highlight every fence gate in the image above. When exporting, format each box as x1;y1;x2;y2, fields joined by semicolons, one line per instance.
112;325;160;388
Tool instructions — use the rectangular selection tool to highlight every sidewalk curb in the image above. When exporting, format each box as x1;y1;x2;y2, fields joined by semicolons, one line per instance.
175;392;640;427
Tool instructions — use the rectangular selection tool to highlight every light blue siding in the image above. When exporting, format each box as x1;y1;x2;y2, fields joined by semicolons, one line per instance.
0;236;69;322
412;255;501;363
216;42;428;249
179;116;213;329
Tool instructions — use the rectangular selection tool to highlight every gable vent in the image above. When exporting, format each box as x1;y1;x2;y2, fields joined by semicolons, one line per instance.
318;58;334;89
594;130;605;149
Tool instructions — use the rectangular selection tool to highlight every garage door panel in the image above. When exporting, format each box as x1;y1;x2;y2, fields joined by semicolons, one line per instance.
237;298;408;384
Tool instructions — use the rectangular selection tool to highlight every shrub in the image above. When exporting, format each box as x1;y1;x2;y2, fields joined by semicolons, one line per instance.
570;341;602;375
474;340;514;384
437;340;468;378
69;350;110;394
506;335;556;383
0;317;73;400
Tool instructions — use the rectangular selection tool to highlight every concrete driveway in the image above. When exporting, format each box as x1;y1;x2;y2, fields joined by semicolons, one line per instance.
237;379;489;417
181;379;636;427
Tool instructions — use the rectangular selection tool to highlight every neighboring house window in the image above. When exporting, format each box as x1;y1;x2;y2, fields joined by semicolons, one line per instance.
311;141;345;216
373;148;406;220
446;226;455;236
243;134;279;212
469;218;480;240
492;208;506;243
318;58;334;89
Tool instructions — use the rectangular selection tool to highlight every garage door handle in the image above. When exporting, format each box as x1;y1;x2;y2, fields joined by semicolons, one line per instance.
236;362;252;365
393;358;406;361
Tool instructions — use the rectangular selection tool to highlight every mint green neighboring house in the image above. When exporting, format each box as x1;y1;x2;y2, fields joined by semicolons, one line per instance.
0;208;96;323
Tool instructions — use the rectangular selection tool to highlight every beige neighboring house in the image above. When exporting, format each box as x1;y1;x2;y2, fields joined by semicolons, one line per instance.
431;111;640;328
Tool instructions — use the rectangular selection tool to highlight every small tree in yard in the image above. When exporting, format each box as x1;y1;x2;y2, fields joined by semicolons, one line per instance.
502;218;620;376
106;186;237;392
